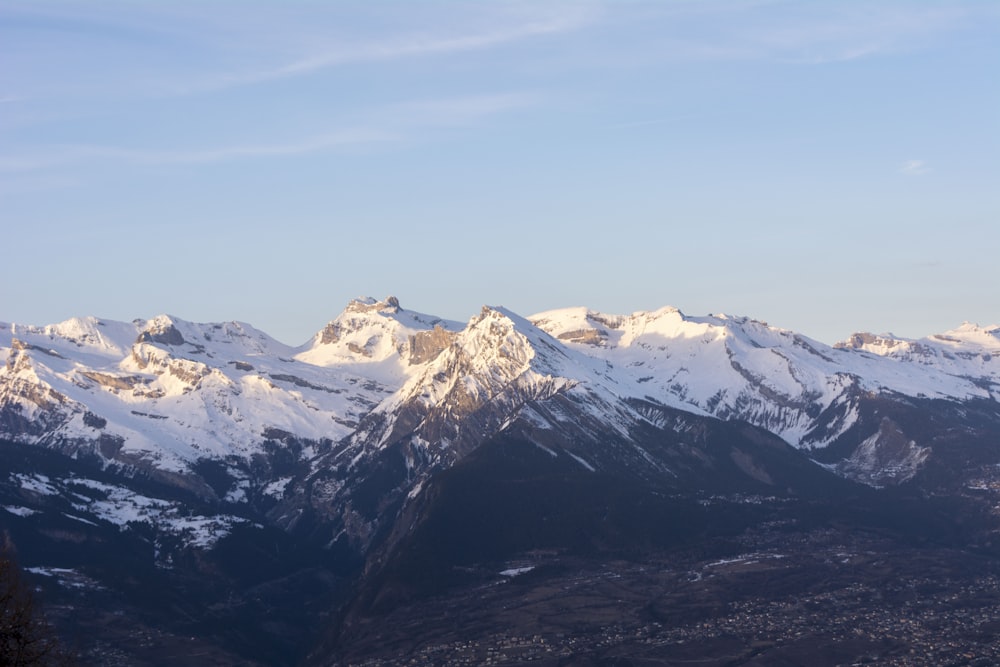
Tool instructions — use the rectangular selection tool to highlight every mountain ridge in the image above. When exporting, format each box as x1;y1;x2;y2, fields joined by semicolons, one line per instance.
4;296;1000;664
3;296;998;486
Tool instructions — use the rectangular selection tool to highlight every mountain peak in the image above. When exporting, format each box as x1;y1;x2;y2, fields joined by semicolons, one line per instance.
835;332;903;351
345;295;401;315
473;304;528;327
936;322;1000;346
836;323;1000;357
296;297;461;373
136;314;186;346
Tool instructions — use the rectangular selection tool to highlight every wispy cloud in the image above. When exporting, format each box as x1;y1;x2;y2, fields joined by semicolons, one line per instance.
1;2;598;103
900;159;930;176
627;2;976;65
169;10;596;95
0;93;538;173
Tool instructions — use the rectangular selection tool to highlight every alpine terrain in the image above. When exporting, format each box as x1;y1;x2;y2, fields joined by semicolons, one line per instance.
2;297;1000;665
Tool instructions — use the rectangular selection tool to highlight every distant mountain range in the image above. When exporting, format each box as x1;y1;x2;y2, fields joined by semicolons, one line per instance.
3;297;999;664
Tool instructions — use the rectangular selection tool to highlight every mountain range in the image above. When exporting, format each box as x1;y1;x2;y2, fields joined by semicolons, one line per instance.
3;297;1000;665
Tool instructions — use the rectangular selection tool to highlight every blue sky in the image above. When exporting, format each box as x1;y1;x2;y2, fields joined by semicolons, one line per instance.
2;1;998;345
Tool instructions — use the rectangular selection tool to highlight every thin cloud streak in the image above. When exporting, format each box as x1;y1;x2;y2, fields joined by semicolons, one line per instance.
170;11;596;96
0;93;539;173
1;2;598;104
632;3;975;65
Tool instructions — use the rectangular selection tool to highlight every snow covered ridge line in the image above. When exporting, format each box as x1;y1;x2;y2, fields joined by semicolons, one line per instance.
1;296;998;482
0;296;463;471
528;305;1000;413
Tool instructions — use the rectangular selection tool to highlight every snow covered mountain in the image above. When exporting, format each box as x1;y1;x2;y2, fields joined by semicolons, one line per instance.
530;307;998;442
4;296;1000;664
3;297;1000;548
3;299;998;477
0;297;456;476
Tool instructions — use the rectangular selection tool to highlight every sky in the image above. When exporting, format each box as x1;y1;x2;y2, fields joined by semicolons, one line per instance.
2;0;998;346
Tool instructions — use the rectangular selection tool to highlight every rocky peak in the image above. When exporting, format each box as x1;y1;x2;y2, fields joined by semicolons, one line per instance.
460;306;544;373
530;308;613;347
345;296;401;315
5;339;32;373
136;316;186;347
317;297;404;345
300;297;458;372
835;332;901;351
315;299;400;348
348;305;576;453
